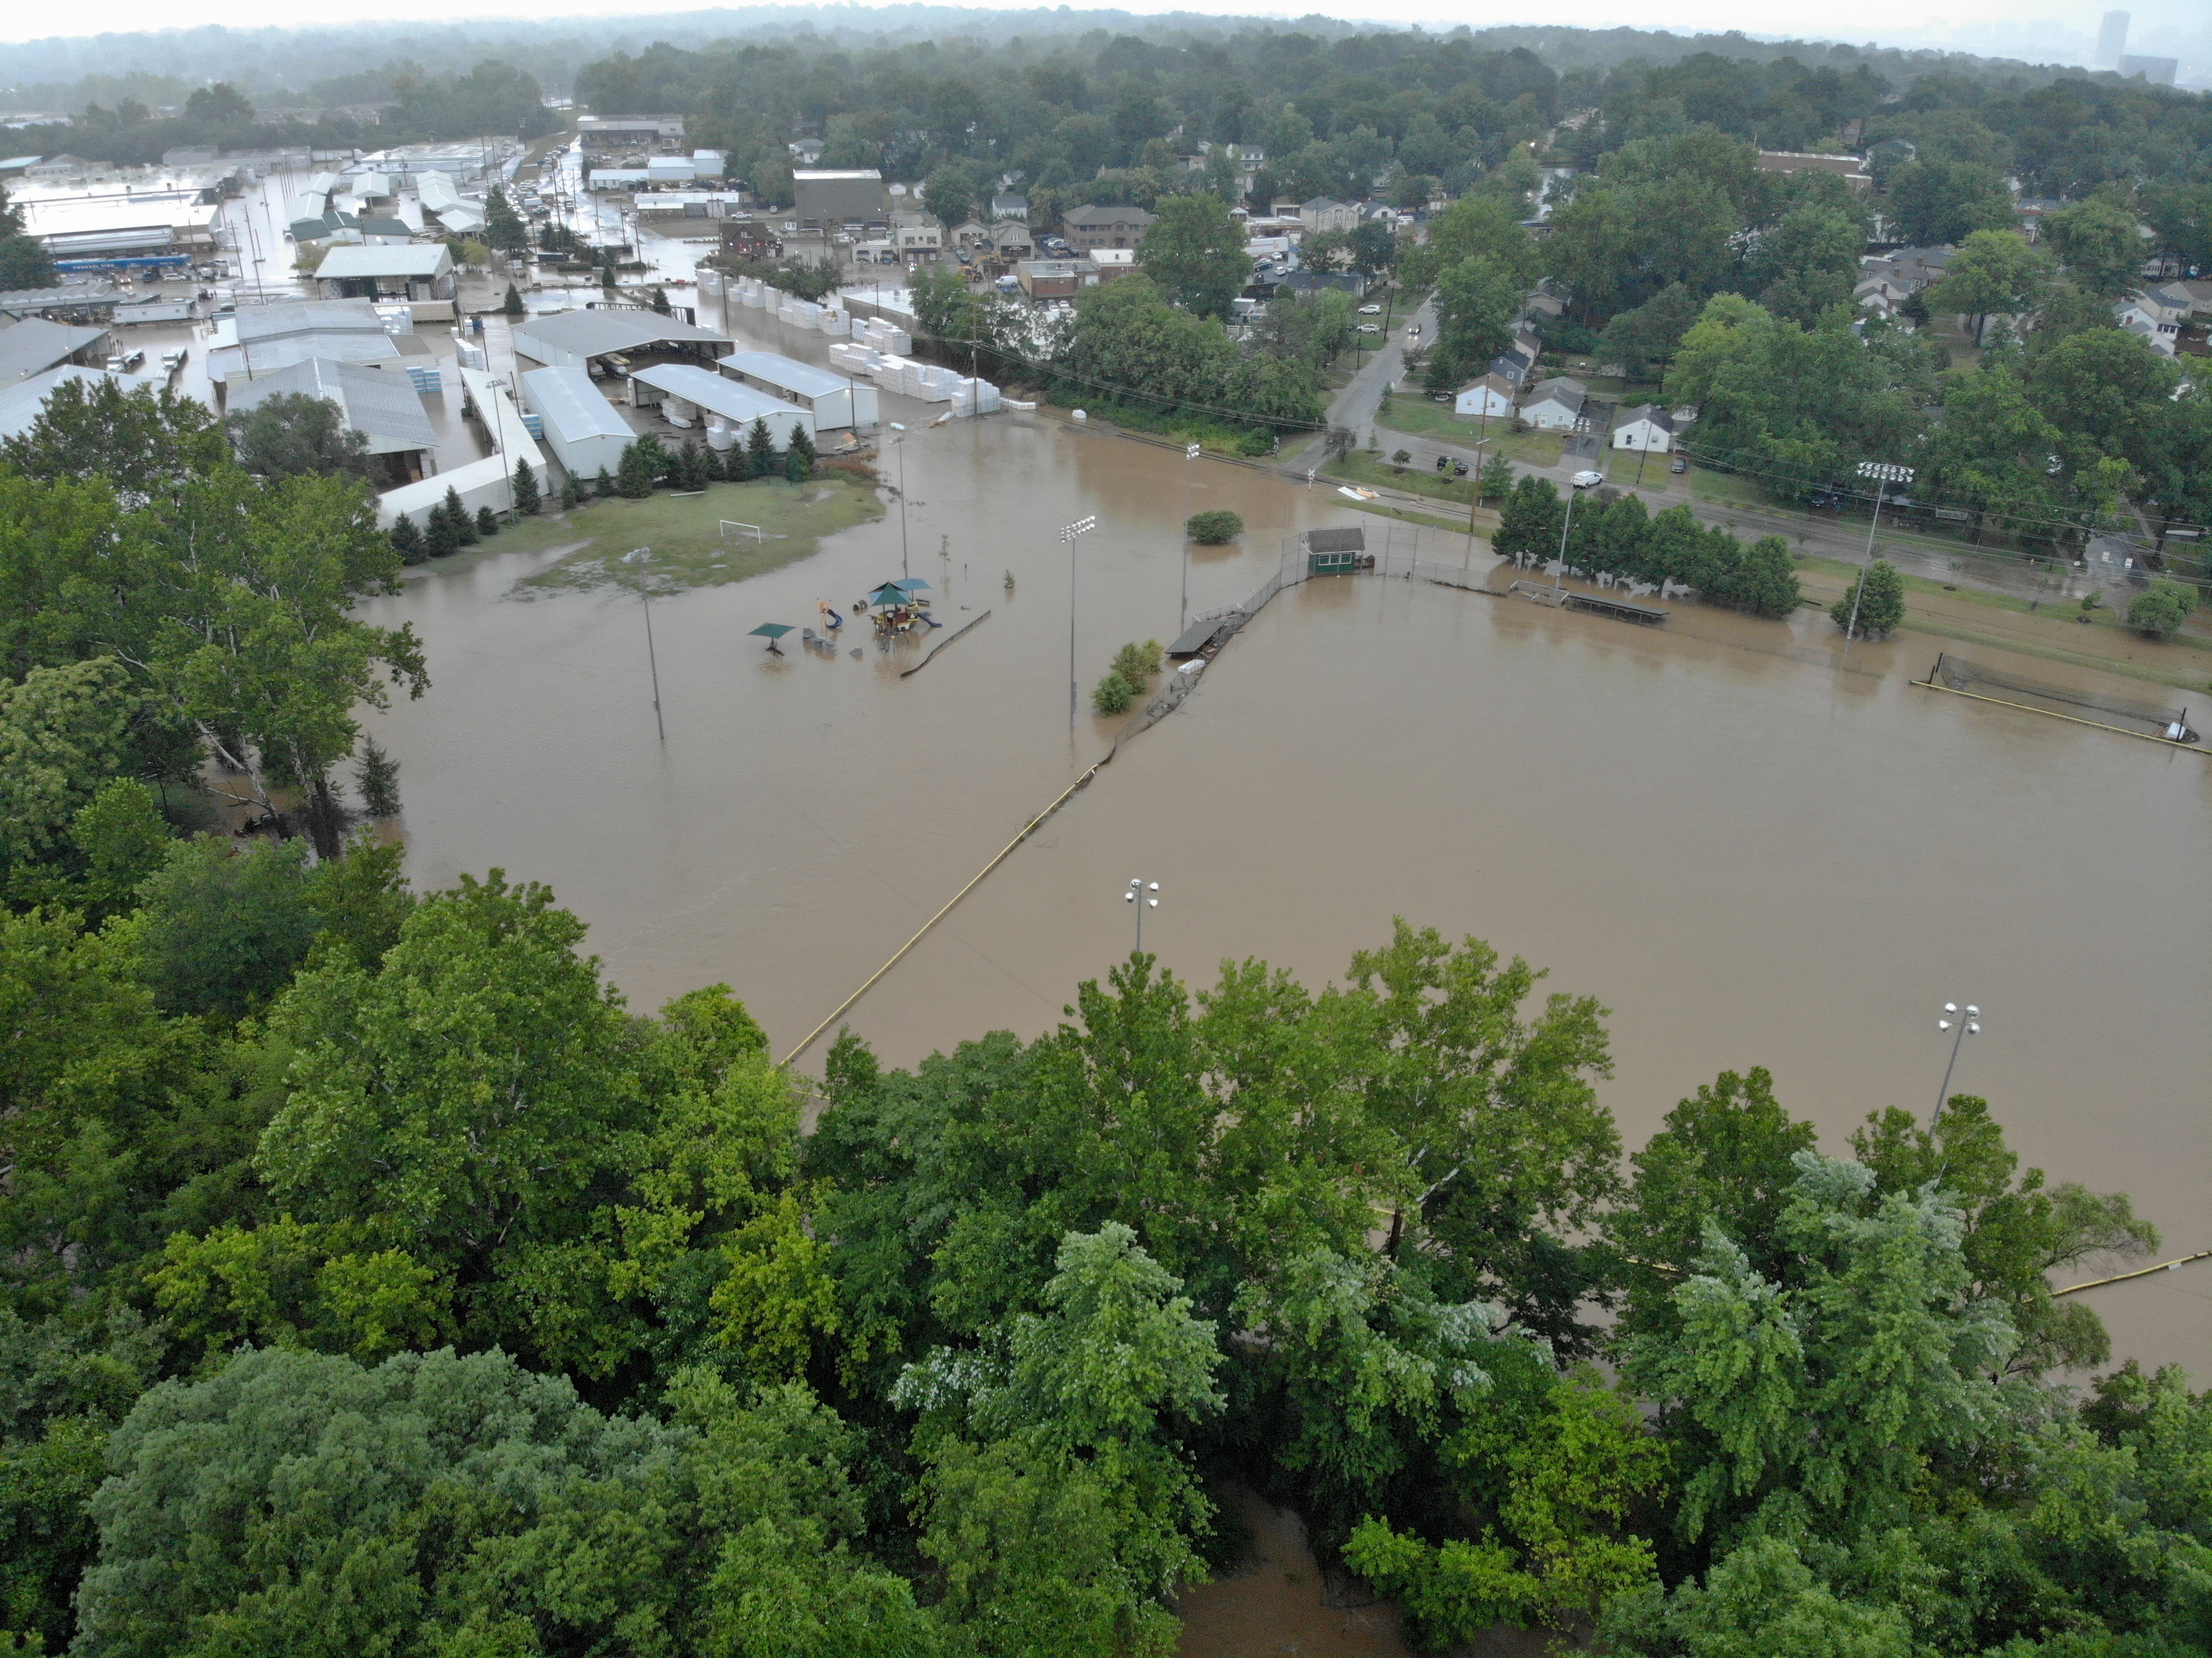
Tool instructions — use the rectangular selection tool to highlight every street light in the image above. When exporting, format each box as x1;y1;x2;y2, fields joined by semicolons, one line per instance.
1933;1001;1981;1127
1125;877;1159;952
1062;514;1098;730
1180;442;1200;633
887;422;911;579
621;546;666;742
1843;461;1915;656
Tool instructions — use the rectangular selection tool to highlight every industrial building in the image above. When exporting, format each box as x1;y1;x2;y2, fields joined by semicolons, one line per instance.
716;349;876;431
0;316;113;382
206;299;409;391
0;364;155;442
225;357;439;487
519;364;635;482
314;244;456;303
16;190;223;265
791;170;885;233
512;309;733;377
577;117;687;153
628;363;817;450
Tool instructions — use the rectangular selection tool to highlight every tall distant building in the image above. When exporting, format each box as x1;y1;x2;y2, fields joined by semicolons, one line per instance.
2097;10;2130;69
2119;53;2178;85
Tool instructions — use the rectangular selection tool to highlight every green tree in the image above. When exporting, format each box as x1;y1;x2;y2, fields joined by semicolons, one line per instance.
474;505;498;538
484;183;527;253
1477;450;1514;504
444;484;476;544
560;471;582;510
1494;472;1565;564
1882;160;2015;247
387;512;424;563
224;393;372;480
510;456;540;515
134;836;324;1022
353;735;399;817
0;185;58;290
746;417;777;477
501;281;524;317
256;871;641;1367
1921;230;2054;337
1136;193;1251;321
1830;558;1904;638
2126;579;2196;641
617;440;657;498
2041;194;2145;298
1430;255;1524;386
1186;509;1242;543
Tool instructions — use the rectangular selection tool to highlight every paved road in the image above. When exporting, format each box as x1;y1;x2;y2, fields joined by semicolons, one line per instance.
1282;297;1436;478
1296;352;2120;607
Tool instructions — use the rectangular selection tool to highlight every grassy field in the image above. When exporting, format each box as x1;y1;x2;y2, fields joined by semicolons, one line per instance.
1372;398;1565;465
494;472;883;594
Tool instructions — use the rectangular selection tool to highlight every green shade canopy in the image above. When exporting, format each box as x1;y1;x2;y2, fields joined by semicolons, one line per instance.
868;584;907;605
894;578;930;591
748;622;794;638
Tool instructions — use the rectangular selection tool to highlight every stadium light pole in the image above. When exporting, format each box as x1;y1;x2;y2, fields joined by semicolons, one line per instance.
621;547;665;742
1063;514;1098;729
1844;461;1915;657
1180;442;1200;633
1933;1001;1981;1128
1124;876;1159;952
888;422;910;579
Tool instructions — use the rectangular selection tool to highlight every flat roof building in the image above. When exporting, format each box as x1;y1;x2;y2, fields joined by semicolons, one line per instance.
208;298;401;388
792;169;885;232
716;348;876;431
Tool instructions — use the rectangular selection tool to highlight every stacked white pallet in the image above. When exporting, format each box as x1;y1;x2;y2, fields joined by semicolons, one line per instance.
737;278;767;308
699;269;724;294
817;309;851;337
906;362;962;403
828;342;881;375
854;316;912;355
953;378;1003;414
779;297;823;330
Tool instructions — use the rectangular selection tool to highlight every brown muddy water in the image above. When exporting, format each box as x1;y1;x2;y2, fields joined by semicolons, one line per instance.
360;413;2212;1403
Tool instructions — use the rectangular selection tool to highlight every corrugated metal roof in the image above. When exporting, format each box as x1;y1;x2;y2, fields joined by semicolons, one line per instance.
316;244;450;280
0;366;156;441
225;358;436;454
513;309;730;361
0;317;106;382
209;330;400;384
719;350;844;399
520;365;635;443
632;363;811;425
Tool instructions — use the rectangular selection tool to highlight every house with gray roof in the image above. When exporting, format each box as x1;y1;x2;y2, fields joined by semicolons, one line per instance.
1520;375;1588;431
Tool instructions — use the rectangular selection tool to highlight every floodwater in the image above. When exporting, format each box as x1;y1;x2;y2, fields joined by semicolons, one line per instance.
360;408;2212;1390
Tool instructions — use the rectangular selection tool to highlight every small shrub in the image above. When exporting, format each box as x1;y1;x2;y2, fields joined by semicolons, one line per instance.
476;506;500;537
1110;639;1164;694
1187;510;1244;544
2127;579;2196;640
1092;672;1135;715
1392;448;1412;464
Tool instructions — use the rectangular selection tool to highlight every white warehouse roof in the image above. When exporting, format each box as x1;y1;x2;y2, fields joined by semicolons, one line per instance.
631;363;817;431
315;244;451;280
718;350;847;400
520;364;635;444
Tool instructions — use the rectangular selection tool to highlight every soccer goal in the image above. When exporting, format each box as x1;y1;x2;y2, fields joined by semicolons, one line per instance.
719;521;765;545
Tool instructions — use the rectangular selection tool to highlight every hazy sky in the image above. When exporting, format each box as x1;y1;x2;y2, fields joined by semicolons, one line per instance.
1;0;2206;66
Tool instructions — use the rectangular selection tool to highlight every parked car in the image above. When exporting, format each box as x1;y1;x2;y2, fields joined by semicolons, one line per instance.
1355;323;1381;334
1670;455;1687;474
1570;469;1604;489
1358;303;1382;315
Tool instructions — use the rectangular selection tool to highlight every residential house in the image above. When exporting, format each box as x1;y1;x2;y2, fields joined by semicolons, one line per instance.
1755;151;1873;192
2148;279;2212;318
2113;298;2180;356
989;220;1035;259
1062;204;1155;253
786;137;826;165
989;194;1029;223
1853;273;1910;317
1864;245;1954;292
890;214;943;265
2127;288;2190;327
1454;373;1514;420
353;217;415;247
949;218;993;251
1522;291;1566;321
1277;270;1368;298
290;209;363;246
719;219;781;263
1520;375;1588;431
1612;404;1675;453
1300;197;1359;235
1489;345;1537;387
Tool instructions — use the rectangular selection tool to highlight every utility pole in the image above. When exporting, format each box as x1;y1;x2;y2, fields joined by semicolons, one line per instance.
622;548;666;741
1062;515;1097;730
